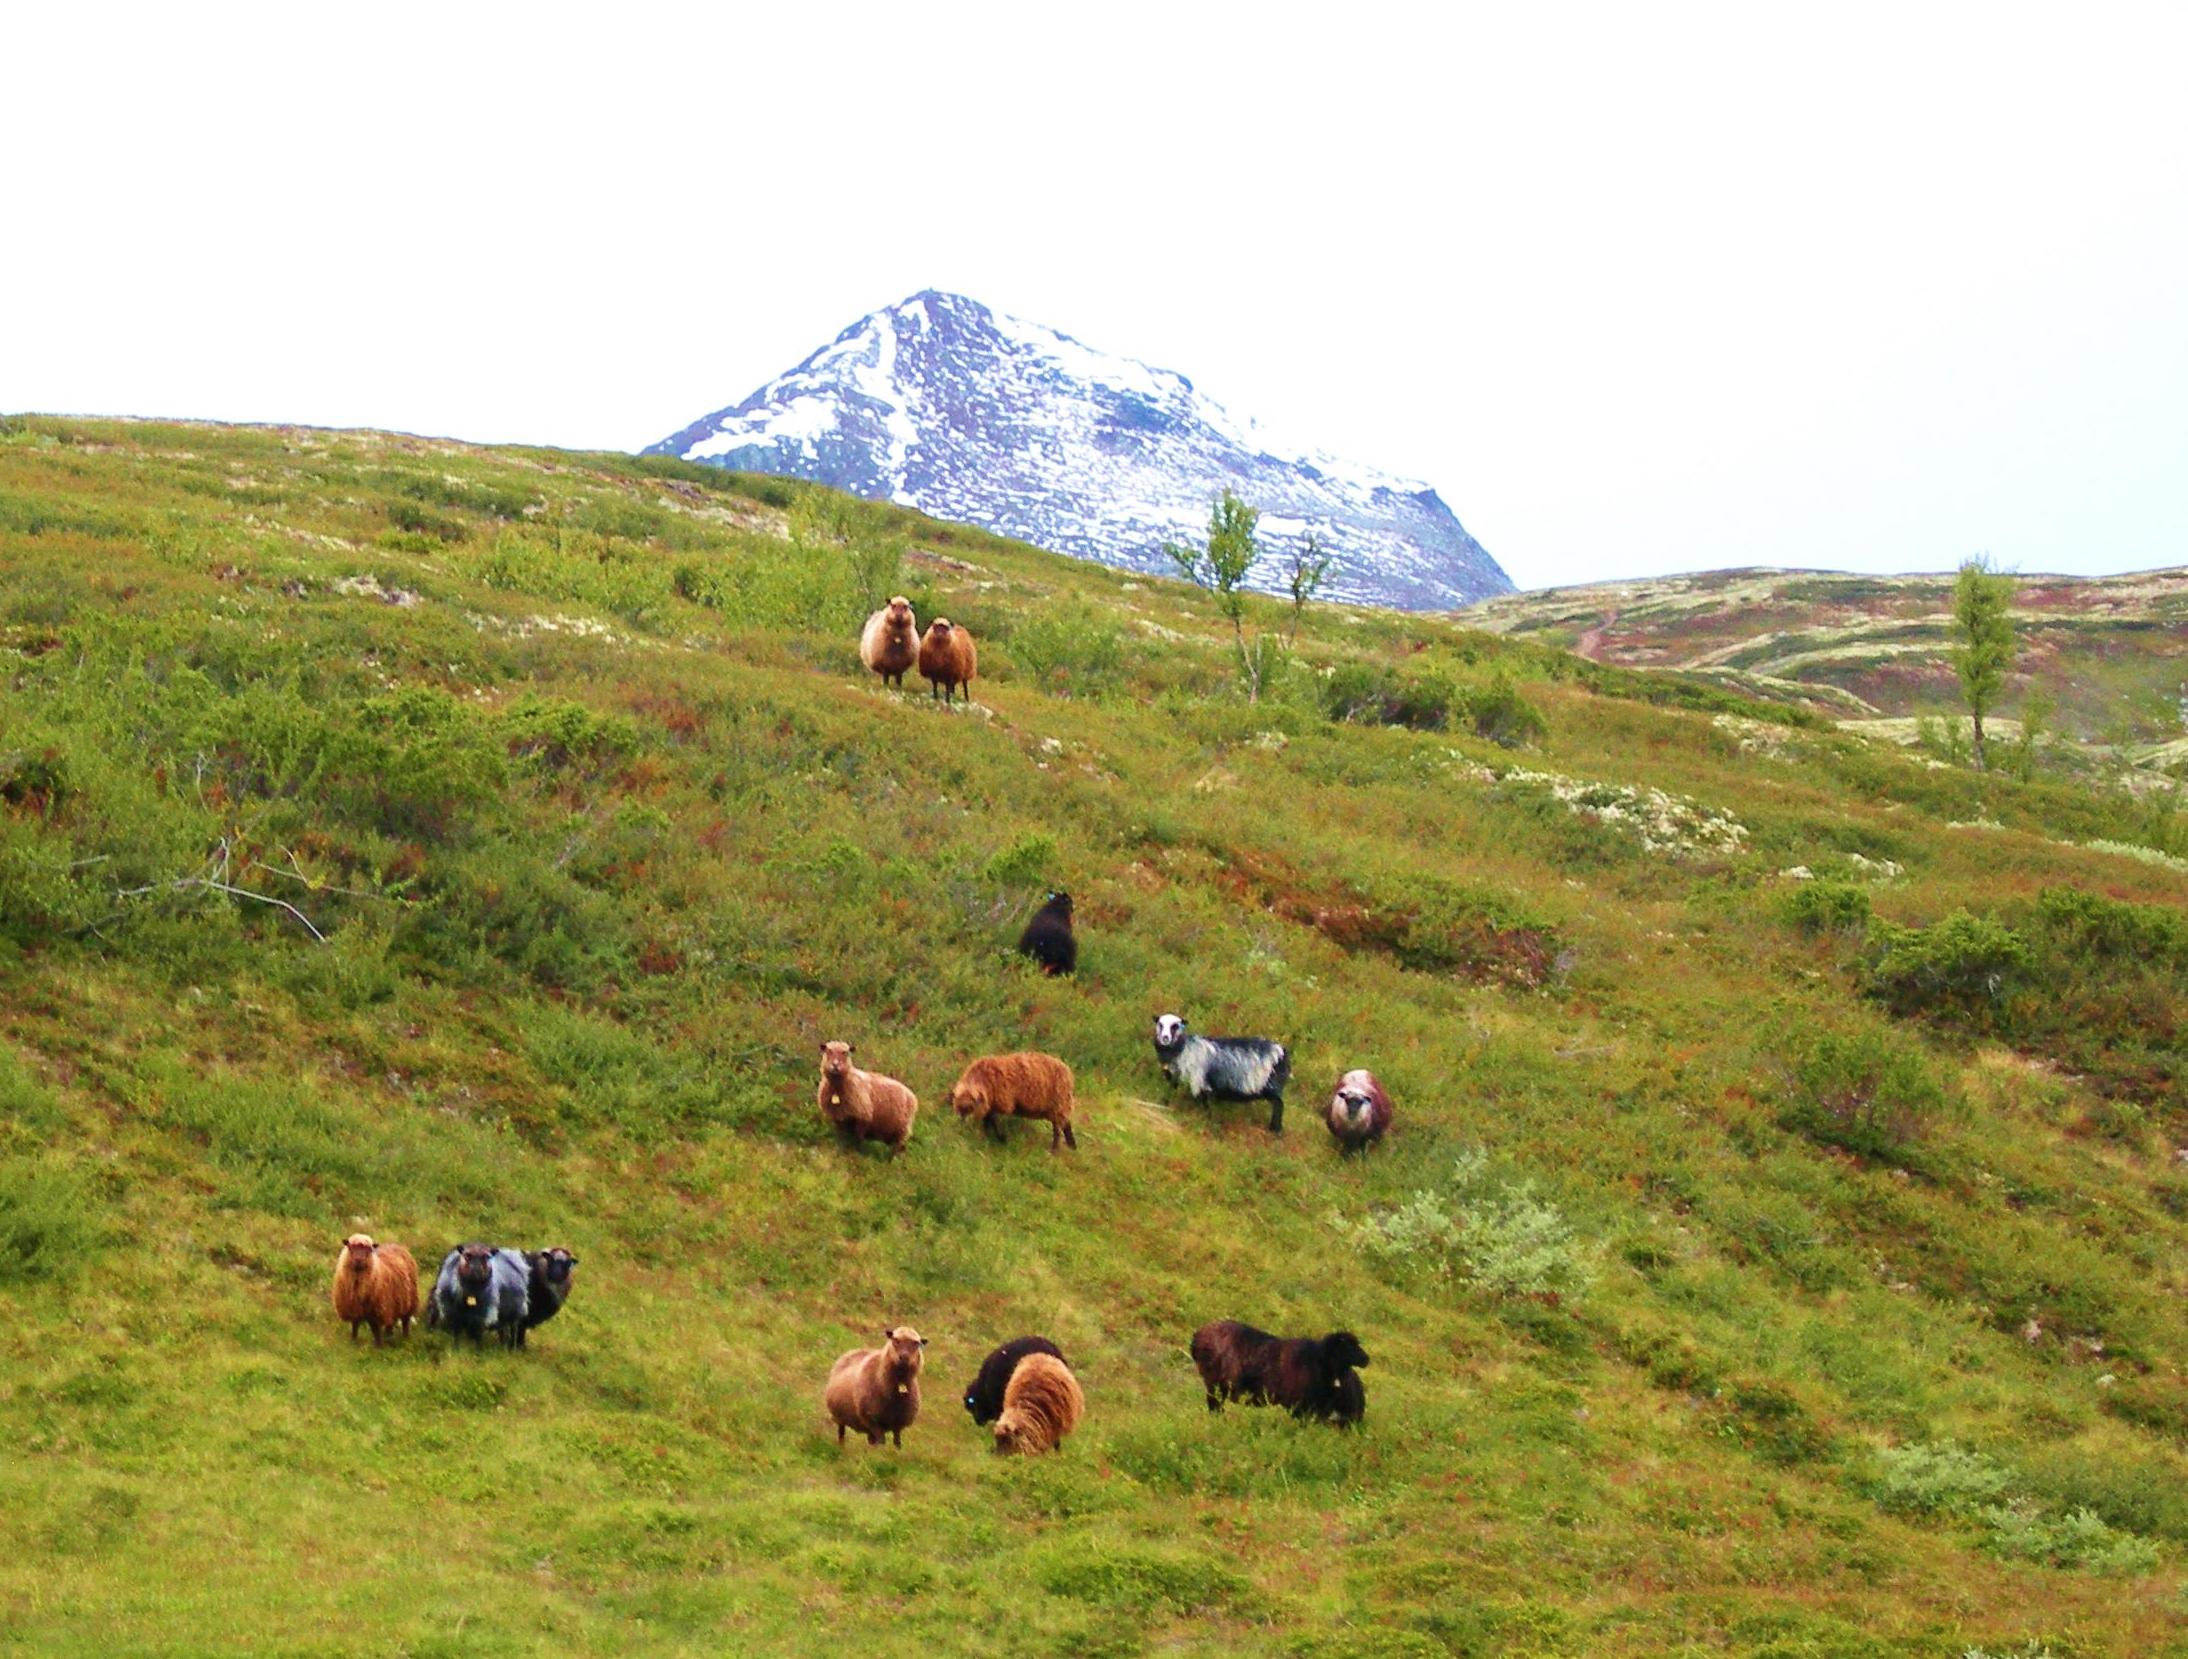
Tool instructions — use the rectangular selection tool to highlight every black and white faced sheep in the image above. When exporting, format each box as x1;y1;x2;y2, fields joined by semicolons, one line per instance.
962;1335;1066;1426
429;1244;532;1348
1016;891;1077;977
1325;1069;1394;1152
1189;1320;1368;1426
1152;1014;1291;1133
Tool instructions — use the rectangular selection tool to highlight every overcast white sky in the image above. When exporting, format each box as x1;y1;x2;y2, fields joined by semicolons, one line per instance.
8;3;2184;591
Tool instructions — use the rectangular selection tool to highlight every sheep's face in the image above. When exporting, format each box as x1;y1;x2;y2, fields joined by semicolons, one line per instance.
1332;1088;1375;1127
949;1080;986;1118
1043;891;1072;919
883;1327;926;1376
343;1234;377;1272
884;596;914;633
926;619;954;642
535;1246;577;1288
455;1244;495;1304
991;1414;1027;1455
820;1041;854;1086
1324;1332;1370;1371
1153;1014;1187;1052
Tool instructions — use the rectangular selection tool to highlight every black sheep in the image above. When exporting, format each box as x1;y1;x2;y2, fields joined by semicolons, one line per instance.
1017;892;1077;976
519;1246;579;1345
962;1335;1066;1425
1189;1320;1368;1426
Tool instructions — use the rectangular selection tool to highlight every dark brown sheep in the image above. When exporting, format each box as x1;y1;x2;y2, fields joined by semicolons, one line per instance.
1189;1320;1367;1426
993;1352;1084;1455
824;1325;927;1447
859;596;919;689
818;1041;918;1152
917;618;977;703
1016;891;1076;976
330;1233;419;1346
1325;1069;1394;1152
949;1052;1077;1151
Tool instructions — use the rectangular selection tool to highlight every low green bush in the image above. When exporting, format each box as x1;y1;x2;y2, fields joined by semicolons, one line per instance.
1779;1025;1948;1159
1862;910;2032;1023
1781;880;1871;936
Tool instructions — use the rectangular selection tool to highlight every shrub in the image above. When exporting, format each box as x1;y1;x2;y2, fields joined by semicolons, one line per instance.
1321;662;1456;731
1331;1147;1596;1302
1862;911;2032;1023
2034;887;2188;967
1459;674;1547;748
1780;1026;1948;1158
1868;1441;2012;1517
1781;880;1871;936
1979;1504;2159;1574
1008;604;1124;696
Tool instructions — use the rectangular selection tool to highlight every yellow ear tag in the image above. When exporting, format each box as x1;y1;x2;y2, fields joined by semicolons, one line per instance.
831;1095;842;1107
465;1296;478;1307
897;1384;909;1394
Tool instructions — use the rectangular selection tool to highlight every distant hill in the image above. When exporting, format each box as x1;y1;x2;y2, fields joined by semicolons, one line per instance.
1469;565;2188;769
1;414;2184;1656
647;289;1512;610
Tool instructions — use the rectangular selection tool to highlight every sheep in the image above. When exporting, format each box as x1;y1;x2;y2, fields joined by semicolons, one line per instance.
993;1352;1084;1456
1325;1069;1394;1152
520;1246;579;1343
817;1041;918;1152
428;1243;530;1348
1016;891;1077;977
859;595;920;689
824;1325;927;1447
1152;1014;1291;1134
917;617;977;703
948;1052;1078;1151
962;1335;1066;1425
1188;1320;1368;1426
330;1233;419;1346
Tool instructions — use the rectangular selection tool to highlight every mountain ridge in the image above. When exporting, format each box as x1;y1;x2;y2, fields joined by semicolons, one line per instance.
647;289;1512;610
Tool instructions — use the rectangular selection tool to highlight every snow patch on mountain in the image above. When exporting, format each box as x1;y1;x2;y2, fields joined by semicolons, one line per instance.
648;291;1512;609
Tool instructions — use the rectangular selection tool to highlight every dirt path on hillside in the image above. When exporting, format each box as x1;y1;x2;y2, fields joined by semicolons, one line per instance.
1574;609;1620;660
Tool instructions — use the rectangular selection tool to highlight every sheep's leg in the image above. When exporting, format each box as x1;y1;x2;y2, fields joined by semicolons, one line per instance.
371;1324;384;1348
1049;1119;1062;1152
984;1115;1006;1143
1062;1121;1077;1150
891;1430;903;1448
1205;1391;1222;1412
837;1424;846;1444
349;1321;361;1342
1266;1095;1285;1135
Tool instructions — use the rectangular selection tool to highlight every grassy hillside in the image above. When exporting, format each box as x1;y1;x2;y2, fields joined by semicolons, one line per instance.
2;414;2186;1658
1466;567;2188;778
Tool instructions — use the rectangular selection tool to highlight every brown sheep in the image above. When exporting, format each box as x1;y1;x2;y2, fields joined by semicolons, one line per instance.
859;596;919;689
949;1052;1078;1151
817;1041;918;1152
917;618;977;703
824;1325;926;1447
993;1351;1084;1456
1189;1320;1367;1426
330;1233;419;1346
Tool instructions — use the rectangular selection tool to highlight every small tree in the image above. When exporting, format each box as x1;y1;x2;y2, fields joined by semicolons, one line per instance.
1167;489;1267;701
2010;686;2054;783
1951;556;2015;770
1284;532;1334;649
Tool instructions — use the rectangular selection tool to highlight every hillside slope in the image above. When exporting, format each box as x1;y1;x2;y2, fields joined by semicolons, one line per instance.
1467;567;2188;770
2;416;2186;1657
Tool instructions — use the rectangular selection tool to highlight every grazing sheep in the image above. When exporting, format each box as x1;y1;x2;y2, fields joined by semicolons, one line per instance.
917;618;977;703
429;1244;530;1348
1188;1320;1368;1426
993;1352;1084;1456
824;1325;927;1447
962;1335;1066;1425
1016;891;1077;977
1325;1069;1394;1152
1152;1014;1291;1134
949;1052;1078;1151
859;596;920;689
520;1246;579;1342
330;1233;419;1346
817;1041;918;1152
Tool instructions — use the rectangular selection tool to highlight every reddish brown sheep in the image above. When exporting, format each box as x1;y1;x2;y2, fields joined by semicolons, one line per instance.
859;596;919;689
817;1041;918;1152
330;1233;419;1346
1325;1069;1393;1152
824;1325;927;1447
993;1351;1084;1456
949;1052;1077;1151
917;618;977;703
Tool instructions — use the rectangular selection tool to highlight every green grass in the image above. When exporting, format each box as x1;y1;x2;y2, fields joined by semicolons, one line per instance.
2;415;2186;1656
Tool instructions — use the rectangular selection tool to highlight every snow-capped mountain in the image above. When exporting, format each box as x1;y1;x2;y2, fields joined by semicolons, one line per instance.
645;291;1511;610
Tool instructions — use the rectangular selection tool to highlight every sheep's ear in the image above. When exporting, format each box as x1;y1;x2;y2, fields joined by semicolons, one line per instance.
919;1337;929;1347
